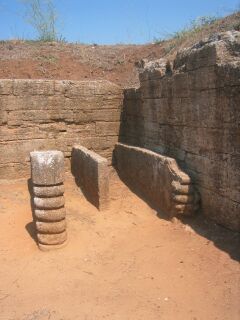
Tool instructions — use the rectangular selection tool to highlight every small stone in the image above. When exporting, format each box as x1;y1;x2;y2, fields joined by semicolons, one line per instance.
36;219;66;234
175;204;196;215
37;231;67;245
171;181;194;195
35;208;66;222
38;241;68;252
184;225;195;234
34;196;65;209
33;184;65;198
173;194;195;204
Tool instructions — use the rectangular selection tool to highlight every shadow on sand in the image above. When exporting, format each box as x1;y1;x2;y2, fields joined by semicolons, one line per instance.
114;167;240;263
25;178;38;244
178;215;240;262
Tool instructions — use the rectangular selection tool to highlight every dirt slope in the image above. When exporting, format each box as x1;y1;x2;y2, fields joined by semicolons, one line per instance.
0;13;239;88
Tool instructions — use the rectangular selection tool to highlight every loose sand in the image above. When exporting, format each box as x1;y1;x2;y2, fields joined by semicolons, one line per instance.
0;172;239;320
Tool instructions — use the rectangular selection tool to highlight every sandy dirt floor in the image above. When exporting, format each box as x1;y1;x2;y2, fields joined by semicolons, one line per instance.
0;172;239;320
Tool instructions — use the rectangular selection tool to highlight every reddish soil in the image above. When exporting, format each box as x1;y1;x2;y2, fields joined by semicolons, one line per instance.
0;172;239;320
0;13;239;88
0;42;165;88
0;12;239;320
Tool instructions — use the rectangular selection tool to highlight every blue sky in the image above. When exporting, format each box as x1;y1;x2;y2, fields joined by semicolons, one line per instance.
0;0;239;44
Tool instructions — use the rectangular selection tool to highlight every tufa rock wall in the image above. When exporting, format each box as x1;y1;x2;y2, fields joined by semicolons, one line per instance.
120;31;240;231
0;79;123;179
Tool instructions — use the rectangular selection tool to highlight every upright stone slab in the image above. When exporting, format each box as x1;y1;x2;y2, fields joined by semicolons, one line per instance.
114;143;200;217
30;151;67;251
71;146;109;210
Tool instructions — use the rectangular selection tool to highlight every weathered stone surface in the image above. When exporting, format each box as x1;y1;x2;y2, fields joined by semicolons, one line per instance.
34;196;65;209
36;220;66;234
0;79;122;179
0;79;13;95
30;149;68;249
72;145;109;210
120;31;240;231
54;80;121;97
171;181;195;195
137;58;172;82
34;208;66;222
33;184;65;197
115;143;199;217
95;121;120;136
174;31;240;71
30;150;64;185
13;79;55;96
37;231;67;245
38;241;68;252
172;194;195;204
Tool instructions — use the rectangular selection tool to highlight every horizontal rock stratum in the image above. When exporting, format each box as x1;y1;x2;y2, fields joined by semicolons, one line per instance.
0;80;123;179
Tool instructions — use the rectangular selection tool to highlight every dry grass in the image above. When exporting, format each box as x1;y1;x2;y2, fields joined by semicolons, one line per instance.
157;12;240;58
0;12;239;87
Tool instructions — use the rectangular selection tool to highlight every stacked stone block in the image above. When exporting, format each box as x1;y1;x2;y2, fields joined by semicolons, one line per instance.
0;79;122;180
120;31;240;231
30;150;67;251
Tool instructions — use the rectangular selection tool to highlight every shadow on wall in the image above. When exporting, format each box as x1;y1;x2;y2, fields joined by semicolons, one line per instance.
71;156;92;208
70;147;97;209
118;88;144;147
70;146;110;211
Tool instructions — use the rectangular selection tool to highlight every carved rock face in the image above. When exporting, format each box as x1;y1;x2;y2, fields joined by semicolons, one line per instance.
34;196;65;210
114;143;200;218
30;150;67;251
33;185;65;197
30;150;65;186
35;208;66;222
71;145;109;211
